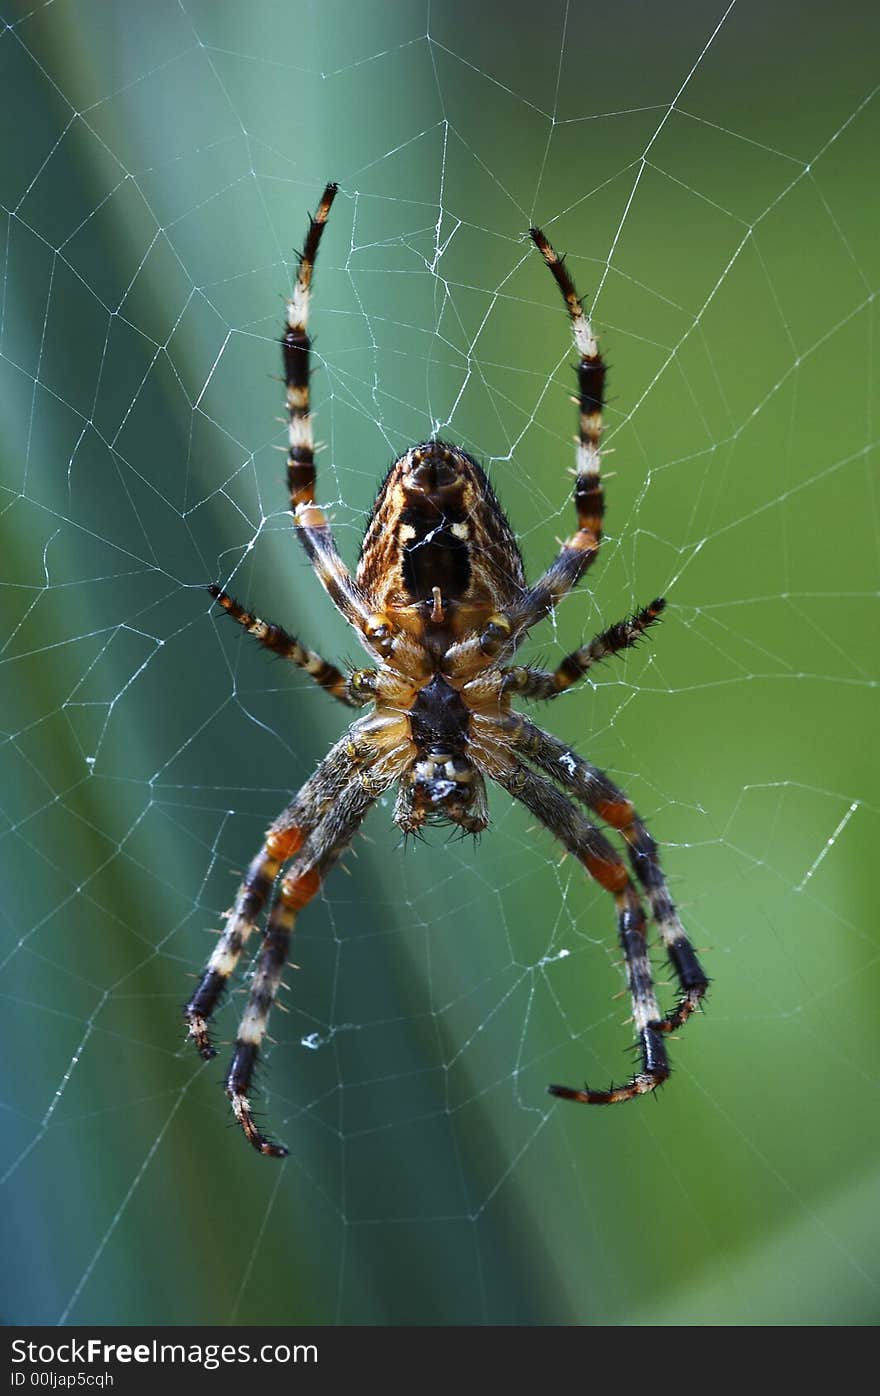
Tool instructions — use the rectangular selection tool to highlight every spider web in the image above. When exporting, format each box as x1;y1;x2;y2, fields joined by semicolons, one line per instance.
1;0;878;1327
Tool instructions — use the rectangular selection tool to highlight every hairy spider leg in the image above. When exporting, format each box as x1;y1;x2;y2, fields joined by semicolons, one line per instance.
294;502;396;658
503;599;666;700
185;839;290;1061
507;229;608;644
461;225;608;670
283;183;399;658
207;584;371;708
285;180;336;512
184;738;358;1057
225;778;375;1157
507;715;709;1031
496;761;669;1102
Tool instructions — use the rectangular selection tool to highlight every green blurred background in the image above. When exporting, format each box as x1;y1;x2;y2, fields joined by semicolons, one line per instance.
1;0;878;1326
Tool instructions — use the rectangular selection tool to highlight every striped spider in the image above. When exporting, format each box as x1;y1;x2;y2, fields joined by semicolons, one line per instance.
186;183;708;1157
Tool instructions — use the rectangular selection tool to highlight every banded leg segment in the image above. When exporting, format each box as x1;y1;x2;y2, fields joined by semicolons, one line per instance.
225;778;375;1157
294;503;394;656
184;737;360;1058
509;228;609;636
285;180;337;511
503;599;665;701
283;185;400;658
509;716;709;1030
496;761;669;1103
208;584;370;708
185;836;293;1059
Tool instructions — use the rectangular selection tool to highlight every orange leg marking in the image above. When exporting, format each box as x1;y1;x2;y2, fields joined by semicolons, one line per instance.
279;866;322;910
267;827;306;861
593;798;635;830
581;852;629;893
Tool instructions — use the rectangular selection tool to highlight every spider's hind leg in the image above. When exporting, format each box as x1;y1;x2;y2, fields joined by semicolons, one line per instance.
284;181;337;513
281;183;399;659
502;228;608;644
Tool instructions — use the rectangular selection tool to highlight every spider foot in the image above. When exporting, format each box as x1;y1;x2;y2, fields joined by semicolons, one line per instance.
548;1067;669;1105
185;965;232;1060
227;1089;289;1159
226;1041;289;1158
549;1026;669;1104
185;1009;217;1061
661;941;710;1032
659;980;709;1033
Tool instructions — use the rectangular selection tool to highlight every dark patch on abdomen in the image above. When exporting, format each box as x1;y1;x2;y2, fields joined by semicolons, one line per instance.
400;507;471;602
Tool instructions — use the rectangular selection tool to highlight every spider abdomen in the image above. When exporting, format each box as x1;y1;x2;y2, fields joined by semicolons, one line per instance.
400;511;471;603
358;440;525;618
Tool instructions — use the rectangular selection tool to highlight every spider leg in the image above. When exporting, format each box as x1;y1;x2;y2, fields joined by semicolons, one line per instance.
283;183;399;659
184;736;357;1058
186;709;413;1156
295;503;397;658
506;228;608;644
208;584;373;708
505;714;709;1030
226;776;375;1157
494;759;669;1103
457;226;606;667
503;598;665;700
285;181;337;514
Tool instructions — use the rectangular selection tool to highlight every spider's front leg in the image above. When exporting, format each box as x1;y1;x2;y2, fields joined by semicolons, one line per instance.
186;712;413;1156
506;714;709;1032
493;759;669;1103
225;776;376;1156
184;736;357;1060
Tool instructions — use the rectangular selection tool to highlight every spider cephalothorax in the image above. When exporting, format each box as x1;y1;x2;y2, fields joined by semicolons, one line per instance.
395;676;488;836
187;183;709;1157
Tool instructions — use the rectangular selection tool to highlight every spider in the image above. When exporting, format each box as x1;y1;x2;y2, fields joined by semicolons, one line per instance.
186;182;709;1157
